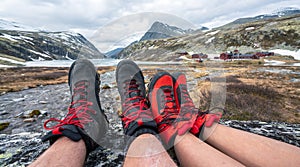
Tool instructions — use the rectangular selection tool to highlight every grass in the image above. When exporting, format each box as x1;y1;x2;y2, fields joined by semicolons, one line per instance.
195;74;300;123
0;53;26;62
0;53;25;66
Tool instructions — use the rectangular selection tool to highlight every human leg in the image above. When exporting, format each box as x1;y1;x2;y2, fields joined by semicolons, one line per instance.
29;137;86;167
175;72;300;166
116;60;175;166
30;59;108;166
174;132;244;167
124;134;176;167
147;71;243;166
202;123;300;167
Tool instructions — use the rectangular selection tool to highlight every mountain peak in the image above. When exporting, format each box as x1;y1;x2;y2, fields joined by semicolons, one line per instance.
271;7;300;17
139;21;194;41
148;21;189;35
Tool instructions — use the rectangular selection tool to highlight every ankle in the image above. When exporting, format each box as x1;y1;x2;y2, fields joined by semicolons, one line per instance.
199;122;219;141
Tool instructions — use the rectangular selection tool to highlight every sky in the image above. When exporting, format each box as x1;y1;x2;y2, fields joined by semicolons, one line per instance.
1;0;300;52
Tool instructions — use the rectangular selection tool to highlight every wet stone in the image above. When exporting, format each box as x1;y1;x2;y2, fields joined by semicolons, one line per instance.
23;118;37;123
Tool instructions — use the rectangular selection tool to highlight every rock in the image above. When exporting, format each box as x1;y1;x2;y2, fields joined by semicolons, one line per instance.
38;110;48;118
23;118;36;122
15;110;42;119
0;111;9;116
12;98;25;102
102;84;111;89
38;101;48;104
0;122;10;131
29;110;41;118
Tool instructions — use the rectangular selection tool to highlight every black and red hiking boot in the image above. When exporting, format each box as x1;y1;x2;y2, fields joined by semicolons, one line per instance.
116;60;157;138
42;59;108;154
172;72;223;137
172;72;198;135
148;72;184;147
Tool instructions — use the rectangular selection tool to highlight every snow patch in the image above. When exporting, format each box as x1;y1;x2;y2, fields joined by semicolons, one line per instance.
264;59;285;66
65;52;73;60
245;27;255;31
0;34;34;44
178;56;192;61
20;36;33;41
28;49;52;59
270;49;300;60
206;30;220;36
205;37;215;44
0;33;19;42
0;56;25;65
0;64;12;67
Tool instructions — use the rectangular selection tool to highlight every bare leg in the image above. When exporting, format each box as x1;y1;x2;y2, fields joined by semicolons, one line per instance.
174;132;244;167
123;134;177;167
29;137;86;167
203;124;300;167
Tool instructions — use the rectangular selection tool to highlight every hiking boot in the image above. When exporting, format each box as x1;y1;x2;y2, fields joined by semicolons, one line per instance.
116;60;157;137
42;59;108;153
173;72;223;136
148;72;180;146
172;72;198;132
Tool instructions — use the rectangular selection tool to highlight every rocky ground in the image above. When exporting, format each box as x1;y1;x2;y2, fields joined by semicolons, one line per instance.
0;62;300;166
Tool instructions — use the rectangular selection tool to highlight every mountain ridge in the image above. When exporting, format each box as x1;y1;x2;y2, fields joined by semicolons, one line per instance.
222;7;300;28
118;13;300;61
0;19;105;66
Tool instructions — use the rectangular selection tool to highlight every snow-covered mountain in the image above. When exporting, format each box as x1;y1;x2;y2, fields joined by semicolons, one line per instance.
0;19;104;66
272;7;300;17
226;7;300;26
0;19;42;32
139;21;205;41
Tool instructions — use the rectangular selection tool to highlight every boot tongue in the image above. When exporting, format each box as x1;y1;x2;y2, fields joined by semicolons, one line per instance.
72;81;88;108
128;89;139;98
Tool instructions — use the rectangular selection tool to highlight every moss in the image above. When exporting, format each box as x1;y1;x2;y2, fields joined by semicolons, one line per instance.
29;110;41;118
0;122;10;131
0;152;13;159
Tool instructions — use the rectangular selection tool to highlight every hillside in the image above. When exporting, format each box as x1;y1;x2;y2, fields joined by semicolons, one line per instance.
118;14;300;61
0;19;105;66
222;7;300;28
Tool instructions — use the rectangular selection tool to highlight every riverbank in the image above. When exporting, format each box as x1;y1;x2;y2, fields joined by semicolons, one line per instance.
0;61;299;166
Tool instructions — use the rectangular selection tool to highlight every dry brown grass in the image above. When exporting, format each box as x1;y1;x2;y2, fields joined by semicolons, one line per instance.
0;66;115;94
192;73;300;123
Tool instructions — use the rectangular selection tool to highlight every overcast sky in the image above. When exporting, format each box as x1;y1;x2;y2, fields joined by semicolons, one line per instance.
1;0;300;52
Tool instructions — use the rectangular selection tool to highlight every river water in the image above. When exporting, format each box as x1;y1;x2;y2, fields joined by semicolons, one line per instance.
24;59;183;67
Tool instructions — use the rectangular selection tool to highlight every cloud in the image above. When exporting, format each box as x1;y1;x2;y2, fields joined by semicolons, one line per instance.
2;0;299;31
90;12;196;52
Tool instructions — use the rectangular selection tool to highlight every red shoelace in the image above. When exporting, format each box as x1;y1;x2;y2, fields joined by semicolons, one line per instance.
157;87;178;132
178;84;198;121
120;79;152;128
44;81;95;130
